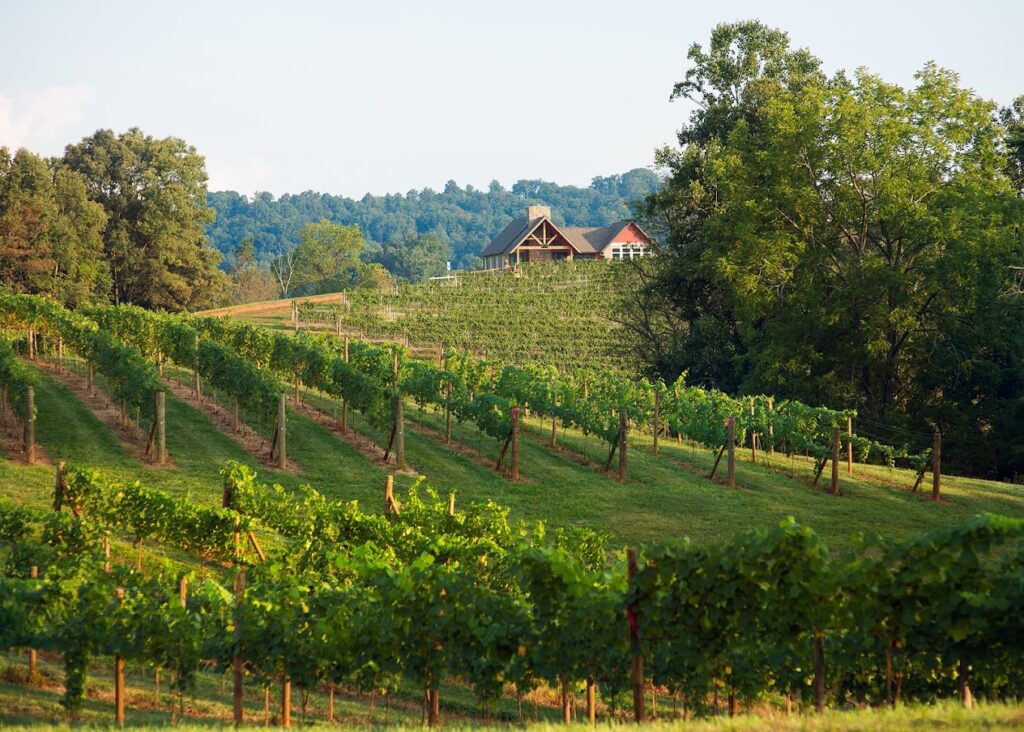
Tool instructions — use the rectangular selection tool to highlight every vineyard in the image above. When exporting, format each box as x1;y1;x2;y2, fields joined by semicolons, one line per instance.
2;462;1023;727
0;294;1023;727
295;261;628;372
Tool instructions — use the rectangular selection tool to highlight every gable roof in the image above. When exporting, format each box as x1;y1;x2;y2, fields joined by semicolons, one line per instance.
560;221;633;254
482;216;651;259
481;216;535;257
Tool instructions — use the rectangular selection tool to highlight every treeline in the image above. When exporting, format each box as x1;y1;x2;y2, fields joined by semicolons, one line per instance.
630;21;1024;479
0;129;226;312
206;169;661;271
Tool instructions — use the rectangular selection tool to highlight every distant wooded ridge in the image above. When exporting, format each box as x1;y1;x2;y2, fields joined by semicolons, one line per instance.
205;168;661;270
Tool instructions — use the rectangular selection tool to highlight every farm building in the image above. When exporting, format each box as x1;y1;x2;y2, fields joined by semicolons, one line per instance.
480;205;653;270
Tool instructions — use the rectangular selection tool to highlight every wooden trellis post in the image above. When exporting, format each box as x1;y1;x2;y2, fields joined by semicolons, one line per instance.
627;548;646;723
830;427;841;496
114;587;125;726
618;408;628;483
156;391;167;465
726;417;736;488
511;407;520;481
276;394;287;469
385;475;399;515
281;679;292;728
24;386;34;465
749;401;757;464
392;351;405;469
652;390;660;454
233;571;246;726
931;432;942;501
445;380;452;445
340;336;350;432
27;566;38;675
847;415;853;475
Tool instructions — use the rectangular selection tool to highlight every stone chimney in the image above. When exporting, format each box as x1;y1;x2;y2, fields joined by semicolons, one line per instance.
526;205;551;221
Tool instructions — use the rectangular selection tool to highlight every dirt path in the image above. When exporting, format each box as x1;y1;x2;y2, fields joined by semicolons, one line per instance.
288;393;419;477
199;292;344;319
161;376;301;473
0;410;52;466
403;409;529;483
36;360;173;469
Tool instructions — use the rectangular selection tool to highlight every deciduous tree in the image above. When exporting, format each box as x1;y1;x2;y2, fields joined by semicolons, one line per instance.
62;128;227;310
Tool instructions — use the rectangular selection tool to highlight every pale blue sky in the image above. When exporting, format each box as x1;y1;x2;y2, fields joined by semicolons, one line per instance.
1;0;1021;196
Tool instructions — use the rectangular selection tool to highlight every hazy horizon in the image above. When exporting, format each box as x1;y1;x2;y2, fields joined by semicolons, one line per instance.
2;0;1022;198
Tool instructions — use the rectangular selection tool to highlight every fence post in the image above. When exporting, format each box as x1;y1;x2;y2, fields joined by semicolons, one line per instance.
749;401;757;464
831;427;841;496
233;571;246;726
277;394;287;469
115;587;125;726
281;679;292;728
384;474;395;515
627;548;646;723
652;390;660;454
340;336;350;432
932;432;942;501
24;386;34;465
87;362;94;395
156;391;167;465
726;417;736;488
394;395;405;469
587;678;596;725
445;380;452;446
813;633;826;713
847;415;853;475
233;397;240;433
27;566;38;675
511;407;520;481
619;408;628;483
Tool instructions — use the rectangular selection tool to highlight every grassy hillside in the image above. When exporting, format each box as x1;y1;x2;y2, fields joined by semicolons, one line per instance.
3;335;1023;729
2;353;1022;551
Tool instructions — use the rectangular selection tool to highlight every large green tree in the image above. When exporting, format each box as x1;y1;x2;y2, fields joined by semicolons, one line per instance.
291;220;366;294
62;128;226;310
640;22;1024;477
0;147;108;306
376;233;451;283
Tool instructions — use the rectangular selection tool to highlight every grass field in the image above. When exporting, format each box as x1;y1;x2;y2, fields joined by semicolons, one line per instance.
3;320;1024;728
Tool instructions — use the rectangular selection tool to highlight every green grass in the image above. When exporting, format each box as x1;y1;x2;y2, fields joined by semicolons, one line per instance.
3;355;1024;728
3;651;1019;730
4;356;1023;551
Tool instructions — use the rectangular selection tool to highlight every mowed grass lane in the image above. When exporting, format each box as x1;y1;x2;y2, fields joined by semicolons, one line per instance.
2;365;1023;550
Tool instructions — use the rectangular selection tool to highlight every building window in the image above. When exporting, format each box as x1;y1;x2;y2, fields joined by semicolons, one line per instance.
610;245;647;260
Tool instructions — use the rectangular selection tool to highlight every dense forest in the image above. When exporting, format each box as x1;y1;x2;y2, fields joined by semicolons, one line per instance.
205;169;661;270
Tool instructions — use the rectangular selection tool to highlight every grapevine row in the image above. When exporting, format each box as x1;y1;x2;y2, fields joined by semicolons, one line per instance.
1;463;1021;723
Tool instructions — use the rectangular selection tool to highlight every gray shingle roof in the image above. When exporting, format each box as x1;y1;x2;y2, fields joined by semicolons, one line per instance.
560;221;631;254
481;216;536;257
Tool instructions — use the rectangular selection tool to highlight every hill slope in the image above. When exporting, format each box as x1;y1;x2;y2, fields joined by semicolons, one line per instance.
4;350;1022;550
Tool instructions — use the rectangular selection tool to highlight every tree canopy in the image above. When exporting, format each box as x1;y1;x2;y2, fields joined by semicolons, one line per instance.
205;168;661;271
62;128;227;310
0;148;108;307
635;21;1024;478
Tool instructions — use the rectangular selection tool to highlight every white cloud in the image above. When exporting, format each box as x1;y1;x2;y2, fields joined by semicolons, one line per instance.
0;84;96;152
205;155;273;194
